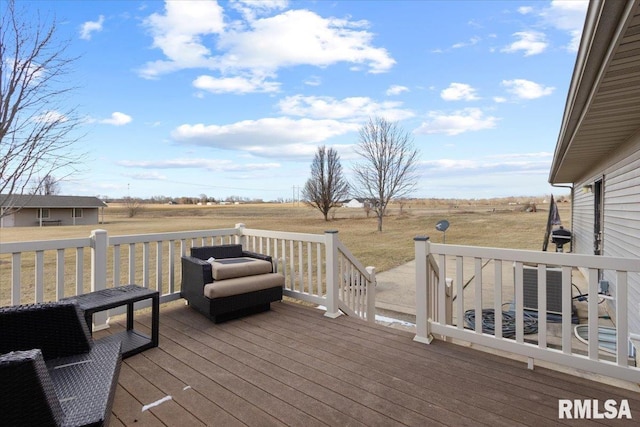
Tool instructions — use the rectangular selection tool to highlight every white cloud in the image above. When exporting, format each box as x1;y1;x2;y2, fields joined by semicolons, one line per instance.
502;79;554;99
414;108;498;136
493;96;507;103
386;85;409;96
420;152;553;175
216;10;394;74
123;171;168;181
304;75;322;86
277;95;414;122
140;0;225;78
34;110;68;123
441;83;479;101
518;6;534;15
118;158;280;172
140;3;394;84
502;31;547;56
193;75;280;94
452;36;480;49
100;112;133;126
79;15;105;40
230;0;288;21
541;0;588;52
171;117;359;158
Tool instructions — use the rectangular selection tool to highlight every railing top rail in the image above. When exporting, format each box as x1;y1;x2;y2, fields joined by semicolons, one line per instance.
336;240;373;280
242;228;326;244
428;242;640;272
0;237;92;254
109;228;239;245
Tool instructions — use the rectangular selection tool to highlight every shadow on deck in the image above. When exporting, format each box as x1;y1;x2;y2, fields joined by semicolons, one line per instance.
100;300;639;426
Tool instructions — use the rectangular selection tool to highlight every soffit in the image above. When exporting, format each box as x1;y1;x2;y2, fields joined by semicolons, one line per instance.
551;1;640;183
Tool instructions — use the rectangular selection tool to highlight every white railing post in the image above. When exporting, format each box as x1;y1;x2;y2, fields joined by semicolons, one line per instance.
235;223;246;248
324;230;341;318
90;229;109;330
366;266;376;324
414;236;433;344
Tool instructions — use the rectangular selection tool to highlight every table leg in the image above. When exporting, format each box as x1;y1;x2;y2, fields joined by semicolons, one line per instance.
151;294;159;347
127;302;134;330
85;313;93;333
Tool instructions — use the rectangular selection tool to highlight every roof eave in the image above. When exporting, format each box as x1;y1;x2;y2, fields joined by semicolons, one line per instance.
549;0;636;184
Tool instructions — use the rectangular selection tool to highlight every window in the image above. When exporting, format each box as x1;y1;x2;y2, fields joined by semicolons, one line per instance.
37;208;50;219
72;208;83;218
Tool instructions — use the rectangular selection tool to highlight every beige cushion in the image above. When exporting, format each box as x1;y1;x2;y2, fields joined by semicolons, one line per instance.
209;257;272;280
204;273;285;298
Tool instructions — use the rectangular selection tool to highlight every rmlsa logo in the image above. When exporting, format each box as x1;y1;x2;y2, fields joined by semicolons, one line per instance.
559;399;632;419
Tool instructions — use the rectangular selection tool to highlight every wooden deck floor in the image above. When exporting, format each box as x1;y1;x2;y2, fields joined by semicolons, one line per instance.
101;300;640;426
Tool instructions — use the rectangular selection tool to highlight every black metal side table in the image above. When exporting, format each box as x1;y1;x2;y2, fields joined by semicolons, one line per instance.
62;285;159;358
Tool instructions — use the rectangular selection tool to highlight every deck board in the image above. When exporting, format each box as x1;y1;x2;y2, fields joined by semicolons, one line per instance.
100;300;640;426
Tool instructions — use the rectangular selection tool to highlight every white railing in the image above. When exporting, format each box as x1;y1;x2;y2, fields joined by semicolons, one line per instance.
236;226;375;322
414;236;640;383
0;224;375;323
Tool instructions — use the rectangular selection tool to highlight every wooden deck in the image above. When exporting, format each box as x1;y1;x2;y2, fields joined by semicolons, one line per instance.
101;300;640;426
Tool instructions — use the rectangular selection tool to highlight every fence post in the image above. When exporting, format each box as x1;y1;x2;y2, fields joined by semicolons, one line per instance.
235;223;246;247
324;230;341;318
90;229;109;330
414;236;433;344
366;266;376;324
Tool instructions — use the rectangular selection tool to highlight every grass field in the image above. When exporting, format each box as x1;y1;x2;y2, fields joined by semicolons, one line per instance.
0;199;570;273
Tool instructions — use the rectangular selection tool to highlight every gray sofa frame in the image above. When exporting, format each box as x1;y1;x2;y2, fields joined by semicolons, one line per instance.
181;244;283;323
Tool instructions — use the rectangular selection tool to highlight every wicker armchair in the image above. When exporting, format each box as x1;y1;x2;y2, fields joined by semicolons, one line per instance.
0;301;122;427
181;244;284;322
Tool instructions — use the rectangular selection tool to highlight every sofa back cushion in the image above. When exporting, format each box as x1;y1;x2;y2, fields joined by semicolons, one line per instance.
210;257;273;280
191;244;243;260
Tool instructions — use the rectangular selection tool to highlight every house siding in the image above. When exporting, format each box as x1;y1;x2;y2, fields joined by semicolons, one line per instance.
573;140;640;335
571;183;594;256
12;208;100;227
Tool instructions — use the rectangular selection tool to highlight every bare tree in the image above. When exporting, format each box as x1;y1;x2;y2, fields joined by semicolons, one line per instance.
302;145;350;221
124;196;143;218
31;174;61;195
0;0;83;216
352;116;419;232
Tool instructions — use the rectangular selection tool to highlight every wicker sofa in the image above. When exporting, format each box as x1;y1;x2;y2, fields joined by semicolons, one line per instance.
0;301;121;427
181;244;284;323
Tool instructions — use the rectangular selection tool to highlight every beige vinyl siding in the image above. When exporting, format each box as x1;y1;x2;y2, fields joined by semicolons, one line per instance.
602;149;640;335
571;183;595;256
571;140;640;336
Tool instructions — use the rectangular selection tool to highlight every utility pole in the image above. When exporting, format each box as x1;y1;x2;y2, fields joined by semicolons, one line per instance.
292;185;300;206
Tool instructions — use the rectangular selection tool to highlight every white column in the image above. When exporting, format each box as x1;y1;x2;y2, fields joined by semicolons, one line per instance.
366;266;376;324
414;236;433;344
324;230;341;318
235;223;246;247
90;229;109;330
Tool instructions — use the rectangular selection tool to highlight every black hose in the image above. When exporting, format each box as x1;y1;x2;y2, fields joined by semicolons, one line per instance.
463;309;538;338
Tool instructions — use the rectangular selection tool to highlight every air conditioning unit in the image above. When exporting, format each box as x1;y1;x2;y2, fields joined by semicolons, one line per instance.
522;264;563;314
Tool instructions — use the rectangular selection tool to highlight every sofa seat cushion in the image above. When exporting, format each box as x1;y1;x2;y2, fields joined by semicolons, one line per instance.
204;273;285;299
209;257;272;280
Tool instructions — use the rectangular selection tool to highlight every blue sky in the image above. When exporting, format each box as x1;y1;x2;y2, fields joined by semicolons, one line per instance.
23;0;587;201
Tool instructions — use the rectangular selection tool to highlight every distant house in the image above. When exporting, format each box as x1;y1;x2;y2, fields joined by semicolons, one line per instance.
549;1;640;334
343;198;370;209
0;194;107;227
